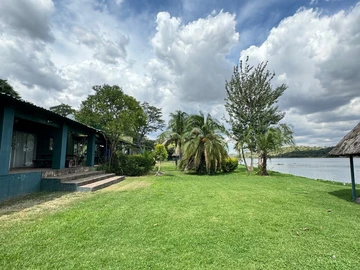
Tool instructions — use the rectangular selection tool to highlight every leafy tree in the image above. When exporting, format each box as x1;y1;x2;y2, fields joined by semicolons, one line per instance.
257;124;294;175
225;57;292;175
158;110;188;167
133;102;165;150
75;84;145;163
0;79;21;99
154;144;168;174
180;112;228;175
50;103;75;117
141;137;156;151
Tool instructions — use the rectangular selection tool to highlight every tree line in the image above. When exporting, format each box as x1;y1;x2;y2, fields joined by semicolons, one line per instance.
1;56;294;176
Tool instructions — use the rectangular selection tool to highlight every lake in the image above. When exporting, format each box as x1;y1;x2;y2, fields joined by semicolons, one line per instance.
244;158;360;183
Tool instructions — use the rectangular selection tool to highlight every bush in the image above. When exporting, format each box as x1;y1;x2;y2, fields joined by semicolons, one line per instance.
222;157;238;173
101;152;154;176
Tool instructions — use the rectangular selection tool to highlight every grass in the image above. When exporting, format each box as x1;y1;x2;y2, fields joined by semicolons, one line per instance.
0;163;359;269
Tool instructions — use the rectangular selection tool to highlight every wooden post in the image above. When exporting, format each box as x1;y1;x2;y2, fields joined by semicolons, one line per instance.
52;124;68;169
0;106;15;175
86;133;95;167
349;155;357;201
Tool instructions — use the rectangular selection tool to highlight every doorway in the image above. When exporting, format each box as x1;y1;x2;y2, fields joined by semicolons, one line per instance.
11;131;37;168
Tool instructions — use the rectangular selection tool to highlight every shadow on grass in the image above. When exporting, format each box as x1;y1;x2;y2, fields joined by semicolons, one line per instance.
328;189;353;203
0;191;71;216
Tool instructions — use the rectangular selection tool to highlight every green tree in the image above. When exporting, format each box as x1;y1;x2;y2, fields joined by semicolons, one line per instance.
225;57;292;175
157;110;188;168
0;79;21;99
180;112;228;175
133;102;165;150
50;103;75;117
75;84;145;163
154;144;168;174
257;124;294;175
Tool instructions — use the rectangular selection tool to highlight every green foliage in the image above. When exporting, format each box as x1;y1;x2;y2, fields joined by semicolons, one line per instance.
49;103;75;117
154;144;168;162
0;79;21;99
180;112;228;175
133;102;165;149
75;84;145;162
257;124;294;175
222;157;239;173
105;152;154;176
269;146;334;158
225;57;293;175
157;110;188;162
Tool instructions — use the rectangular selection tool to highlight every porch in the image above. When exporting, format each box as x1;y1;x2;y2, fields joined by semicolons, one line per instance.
0;94;107;202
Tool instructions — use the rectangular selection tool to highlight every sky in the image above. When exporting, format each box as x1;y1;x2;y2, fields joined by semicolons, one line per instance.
0;0;359;149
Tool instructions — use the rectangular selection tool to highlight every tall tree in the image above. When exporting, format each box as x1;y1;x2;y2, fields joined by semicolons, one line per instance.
180;112;228;175
157;110;188;167
225;57;293;175
50;103;75;117
75;84;145;163
133;102;165;150
0;79;21;99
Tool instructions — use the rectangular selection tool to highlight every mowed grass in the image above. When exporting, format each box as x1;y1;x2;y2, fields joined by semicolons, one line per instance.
1;163;359;269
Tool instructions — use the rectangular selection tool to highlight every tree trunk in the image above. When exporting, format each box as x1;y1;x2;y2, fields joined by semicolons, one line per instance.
241;144;249;172
249;151;254;171
257;152;263;172
178;141;182;161
261;153;268;176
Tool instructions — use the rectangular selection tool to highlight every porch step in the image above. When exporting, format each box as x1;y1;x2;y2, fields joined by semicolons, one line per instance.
41;171;125;192
77;176;125;192
62;173;116;187
44;170;104;182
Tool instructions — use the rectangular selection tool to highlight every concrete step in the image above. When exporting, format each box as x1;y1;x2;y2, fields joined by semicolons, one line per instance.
62;173;116;187
77;176;125;192
44;170;104;182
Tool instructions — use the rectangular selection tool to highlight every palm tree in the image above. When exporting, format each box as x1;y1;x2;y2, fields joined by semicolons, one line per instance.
157;110;188;167
180;112;228;175
257;124;294;175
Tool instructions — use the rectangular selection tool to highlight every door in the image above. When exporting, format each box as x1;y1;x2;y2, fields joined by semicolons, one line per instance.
11;131;37;168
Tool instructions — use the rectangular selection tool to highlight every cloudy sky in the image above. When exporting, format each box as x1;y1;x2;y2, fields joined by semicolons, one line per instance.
1;0;359;148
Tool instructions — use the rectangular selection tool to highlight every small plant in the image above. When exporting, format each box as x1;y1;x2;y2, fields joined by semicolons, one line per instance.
154;144;168;175
222;157;239;173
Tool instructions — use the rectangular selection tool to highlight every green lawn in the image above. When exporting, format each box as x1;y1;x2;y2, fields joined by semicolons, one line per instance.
1;163;359;269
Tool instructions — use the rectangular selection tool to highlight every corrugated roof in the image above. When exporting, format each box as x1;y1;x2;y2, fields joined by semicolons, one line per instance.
0;93;100;133
329;123;360;156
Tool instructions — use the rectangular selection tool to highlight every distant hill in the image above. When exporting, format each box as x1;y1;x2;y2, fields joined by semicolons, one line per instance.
269;146;334;158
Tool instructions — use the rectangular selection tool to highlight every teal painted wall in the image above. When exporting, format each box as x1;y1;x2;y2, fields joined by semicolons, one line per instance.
0;172;42;202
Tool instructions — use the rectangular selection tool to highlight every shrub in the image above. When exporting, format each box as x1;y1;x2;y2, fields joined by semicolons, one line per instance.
222;157;238;173
101;152;154;176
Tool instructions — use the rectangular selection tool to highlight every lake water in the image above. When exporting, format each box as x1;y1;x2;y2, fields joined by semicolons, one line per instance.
244;158;360;183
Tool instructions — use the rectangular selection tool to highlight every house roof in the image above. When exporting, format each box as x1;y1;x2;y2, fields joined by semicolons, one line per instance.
0;93;99;134
329;122;360;156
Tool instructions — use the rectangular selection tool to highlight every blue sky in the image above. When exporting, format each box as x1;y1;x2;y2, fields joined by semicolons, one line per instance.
0;0;359;149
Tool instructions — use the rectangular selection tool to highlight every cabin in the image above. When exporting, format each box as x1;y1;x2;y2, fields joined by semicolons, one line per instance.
0;94;124;202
